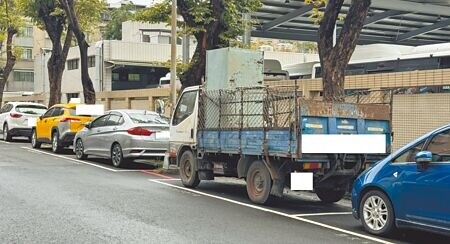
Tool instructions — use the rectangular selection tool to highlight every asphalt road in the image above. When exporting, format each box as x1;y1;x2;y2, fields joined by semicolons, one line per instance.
0;139;448;244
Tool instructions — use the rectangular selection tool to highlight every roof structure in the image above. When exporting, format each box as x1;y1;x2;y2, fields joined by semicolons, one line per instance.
252;0;450;46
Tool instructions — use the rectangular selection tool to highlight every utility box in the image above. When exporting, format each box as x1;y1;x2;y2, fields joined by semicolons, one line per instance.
205;48;264;91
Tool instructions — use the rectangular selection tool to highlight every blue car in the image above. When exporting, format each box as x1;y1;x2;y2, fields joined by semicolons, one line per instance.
352;124;450;236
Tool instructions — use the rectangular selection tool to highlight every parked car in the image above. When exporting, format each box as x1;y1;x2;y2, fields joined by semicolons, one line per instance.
73;110;170;168
352;124;450;237
0;102;47;141
31;103;94;153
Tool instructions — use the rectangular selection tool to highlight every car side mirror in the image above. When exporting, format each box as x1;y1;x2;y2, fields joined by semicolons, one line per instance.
84;122;91;129
415;151;432;171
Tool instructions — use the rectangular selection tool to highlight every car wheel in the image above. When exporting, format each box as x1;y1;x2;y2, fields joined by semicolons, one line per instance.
51;131;63;153
31;129;41;149
360;190;395;236
315;188;346;203
111;143;129;168
75;139;88;160
179;150;200;188
3;124;12;142
246;160;272;204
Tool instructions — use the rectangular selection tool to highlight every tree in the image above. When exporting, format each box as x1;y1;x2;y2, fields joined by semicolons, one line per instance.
18;0;104;106
104;3;135;40
307;0;371;102
60;0;105;104
0;0;23;105
18;0;73;106
135;0;261;88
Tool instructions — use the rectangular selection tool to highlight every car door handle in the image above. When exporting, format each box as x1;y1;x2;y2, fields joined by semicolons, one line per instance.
113;127;118;131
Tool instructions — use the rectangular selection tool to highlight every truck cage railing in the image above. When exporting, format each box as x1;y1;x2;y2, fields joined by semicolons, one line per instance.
198;86;393;131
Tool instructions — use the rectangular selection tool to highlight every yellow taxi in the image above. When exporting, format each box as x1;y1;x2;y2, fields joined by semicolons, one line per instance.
31;103;94;153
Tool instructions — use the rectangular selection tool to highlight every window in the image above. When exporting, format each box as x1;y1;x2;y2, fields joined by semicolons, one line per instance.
66;93;79;102
88;56;95;68
15;105;47;115
67;59;79;70
393;140;425;163
53;107;64;116
106;114;123;126
172;91;197;126
42;108;56;118
91;115;110;128
14;71;34;82
425;129;450;162
19;27;33;37
127;113;169;125
21;48;33;60
128;74;140;81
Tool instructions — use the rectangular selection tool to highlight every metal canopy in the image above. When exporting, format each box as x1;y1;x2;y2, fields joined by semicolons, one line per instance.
252;0;450;46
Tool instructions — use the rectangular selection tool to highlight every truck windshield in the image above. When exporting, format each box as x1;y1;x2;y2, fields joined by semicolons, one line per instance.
173;91;197;125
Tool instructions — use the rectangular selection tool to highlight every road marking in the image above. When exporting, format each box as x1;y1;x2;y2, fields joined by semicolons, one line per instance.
141;170;175;179
149;180;394;244
22;147;118;171
0;140;11;144
292;212;352;217
21;147;175;175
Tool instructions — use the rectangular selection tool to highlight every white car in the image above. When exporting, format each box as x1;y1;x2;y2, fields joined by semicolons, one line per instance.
0;102;47;141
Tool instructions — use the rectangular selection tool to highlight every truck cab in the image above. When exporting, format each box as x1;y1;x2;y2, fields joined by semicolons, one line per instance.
169;86;200;167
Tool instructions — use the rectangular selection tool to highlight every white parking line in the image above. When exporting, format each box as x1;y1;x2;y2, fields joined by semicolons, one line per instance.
0;140;11;144
149;179;394;244
293;212;352;217
22;147;118;171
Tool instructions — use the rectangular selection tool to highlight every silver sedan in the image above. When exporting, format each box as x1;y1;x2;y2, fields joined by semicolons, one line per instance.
73;110;169;168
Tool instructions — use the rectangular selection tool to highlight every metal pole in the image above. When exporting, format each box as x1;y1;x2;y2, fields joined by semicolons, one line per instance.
242;13;251;47
170;0;177;114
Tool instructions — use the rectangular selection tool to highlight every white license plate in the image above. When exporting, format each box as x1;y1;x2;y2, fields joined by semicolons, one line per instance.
155;131;170;139
290;172;313;191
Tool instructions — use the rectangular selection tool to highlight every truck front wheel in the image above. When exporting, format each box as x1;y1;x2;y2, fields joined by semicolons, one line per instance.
246;160;272;204
315;188;346;203
180;150;200;188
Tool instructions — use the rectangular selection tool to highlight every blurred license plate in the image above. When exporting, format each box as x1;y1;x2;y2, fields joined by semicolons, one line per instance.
156;131;170;139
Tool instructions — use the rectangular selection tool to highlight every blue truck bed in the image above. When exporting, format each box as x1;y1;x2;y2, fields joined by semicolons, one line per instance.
198;98;392;159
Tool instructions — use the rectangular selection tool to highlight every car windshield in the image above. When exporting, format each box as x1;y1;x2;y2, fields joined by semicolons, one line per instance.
127;112;169;125
69;109;92;117
15;105;47;115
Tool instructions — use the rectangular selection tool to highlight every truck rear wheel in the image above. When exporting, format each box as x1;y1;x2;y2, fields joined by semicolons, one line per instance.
246;160;272;204
315;188;346;203
180;150;200;188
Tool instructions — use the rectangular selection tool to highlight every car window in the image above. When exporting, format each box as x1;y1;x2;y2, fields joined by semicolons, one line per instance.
91;115;110;128
15;105;47;115
106;114;123;126
172;91;197;126
42;108;56;118
52;107;64;117
127;113;169;125
425;129;450;162
393;140;425;163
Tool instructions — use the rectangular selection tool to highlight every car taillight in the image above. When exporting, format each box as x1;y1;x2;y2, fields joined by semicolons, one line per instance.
10;113;22;118
127;127;154;136
60;117;80;122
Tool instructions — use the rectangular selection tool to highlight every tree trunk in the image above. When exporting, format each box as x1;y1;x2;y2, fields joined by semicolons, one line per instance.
0;27;18;105
61;0;96;104
177;0;224;88
318;0;371;102
47;28;73;107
